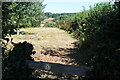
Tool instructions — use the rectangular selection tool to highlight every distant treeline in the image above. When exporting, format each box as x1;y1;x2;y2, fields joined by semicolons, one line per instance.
44;12;76;23
44;12;76;18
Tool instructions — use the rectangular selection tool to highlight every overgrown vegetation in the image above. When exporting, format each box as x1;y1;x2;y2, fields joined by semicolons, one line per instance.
69;2;120;80
2;2;45;37
52;13;76;23
44;12;76;31
44;23;57;27
45;12;76;19
2;1;45;79
51;2;120;79
2;1;120;79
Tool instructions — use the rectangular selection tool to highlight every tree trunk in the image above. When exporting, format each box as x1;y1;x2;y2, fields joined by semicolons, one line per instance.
17;25;20;35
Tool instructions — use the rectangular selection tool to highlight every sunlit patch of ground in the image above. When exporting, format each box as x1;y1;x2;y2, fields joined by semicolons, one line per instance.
9;27;80;79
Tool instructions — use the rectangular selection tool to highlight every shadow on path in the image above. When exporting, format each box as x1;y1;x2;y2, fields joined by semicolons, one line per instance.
2;38;87;80
39;42;86;65
2;41;35;79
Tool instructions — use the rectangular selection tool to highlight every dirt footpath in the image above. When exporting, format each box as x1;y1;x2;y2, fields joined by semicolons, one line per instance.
11;27;78;65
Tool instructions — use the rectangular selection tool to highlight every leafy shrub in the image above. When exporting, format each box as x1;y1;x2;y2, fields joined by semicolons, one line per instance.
87;2;120;80
68;2;120;80
44;23;57;27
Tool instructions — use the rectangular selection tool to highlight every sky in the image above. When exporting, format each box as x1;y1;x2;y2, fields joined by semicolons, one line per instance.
43;0;114;13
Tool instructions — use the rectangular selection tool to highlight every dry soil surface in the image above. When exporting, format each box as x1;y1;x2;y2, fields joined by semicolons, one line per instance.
11;27;78;65
6;27;83;79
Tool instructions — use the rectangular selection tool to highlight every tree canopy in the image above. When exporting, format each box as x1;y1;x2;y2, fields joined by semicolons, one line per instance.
2;1;45;37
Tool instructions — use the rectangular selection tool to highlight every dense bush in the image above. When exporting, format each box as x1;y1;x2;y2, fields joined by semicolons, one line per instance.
71;10;90;40
44;23;57;27
2;2;45;36
56;22;73;34
71;2;120;80
2;2;45;78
